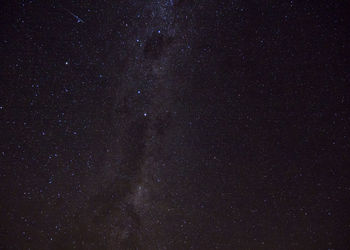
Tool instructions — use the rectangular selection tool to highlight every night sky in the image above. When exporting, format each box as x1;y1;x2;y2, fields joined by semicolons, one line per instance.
1;0;350;249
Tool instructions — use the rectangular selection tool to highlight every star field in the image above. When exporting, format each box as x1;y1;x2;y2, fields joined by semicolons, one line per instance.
1;0;350;249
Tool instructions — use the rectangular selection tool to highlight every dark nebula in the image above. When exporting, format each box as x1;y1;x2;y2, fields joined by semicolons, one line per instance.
144;32;172;60
1;0;349;249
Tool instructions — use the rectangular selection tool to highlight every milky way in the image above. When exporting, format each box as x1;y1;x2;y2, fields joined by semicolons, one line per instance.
110;1;197;247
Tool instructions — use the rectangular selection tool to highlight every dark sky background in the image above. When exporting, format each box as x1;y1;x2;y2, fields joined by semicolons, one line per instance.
1;0;350;249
